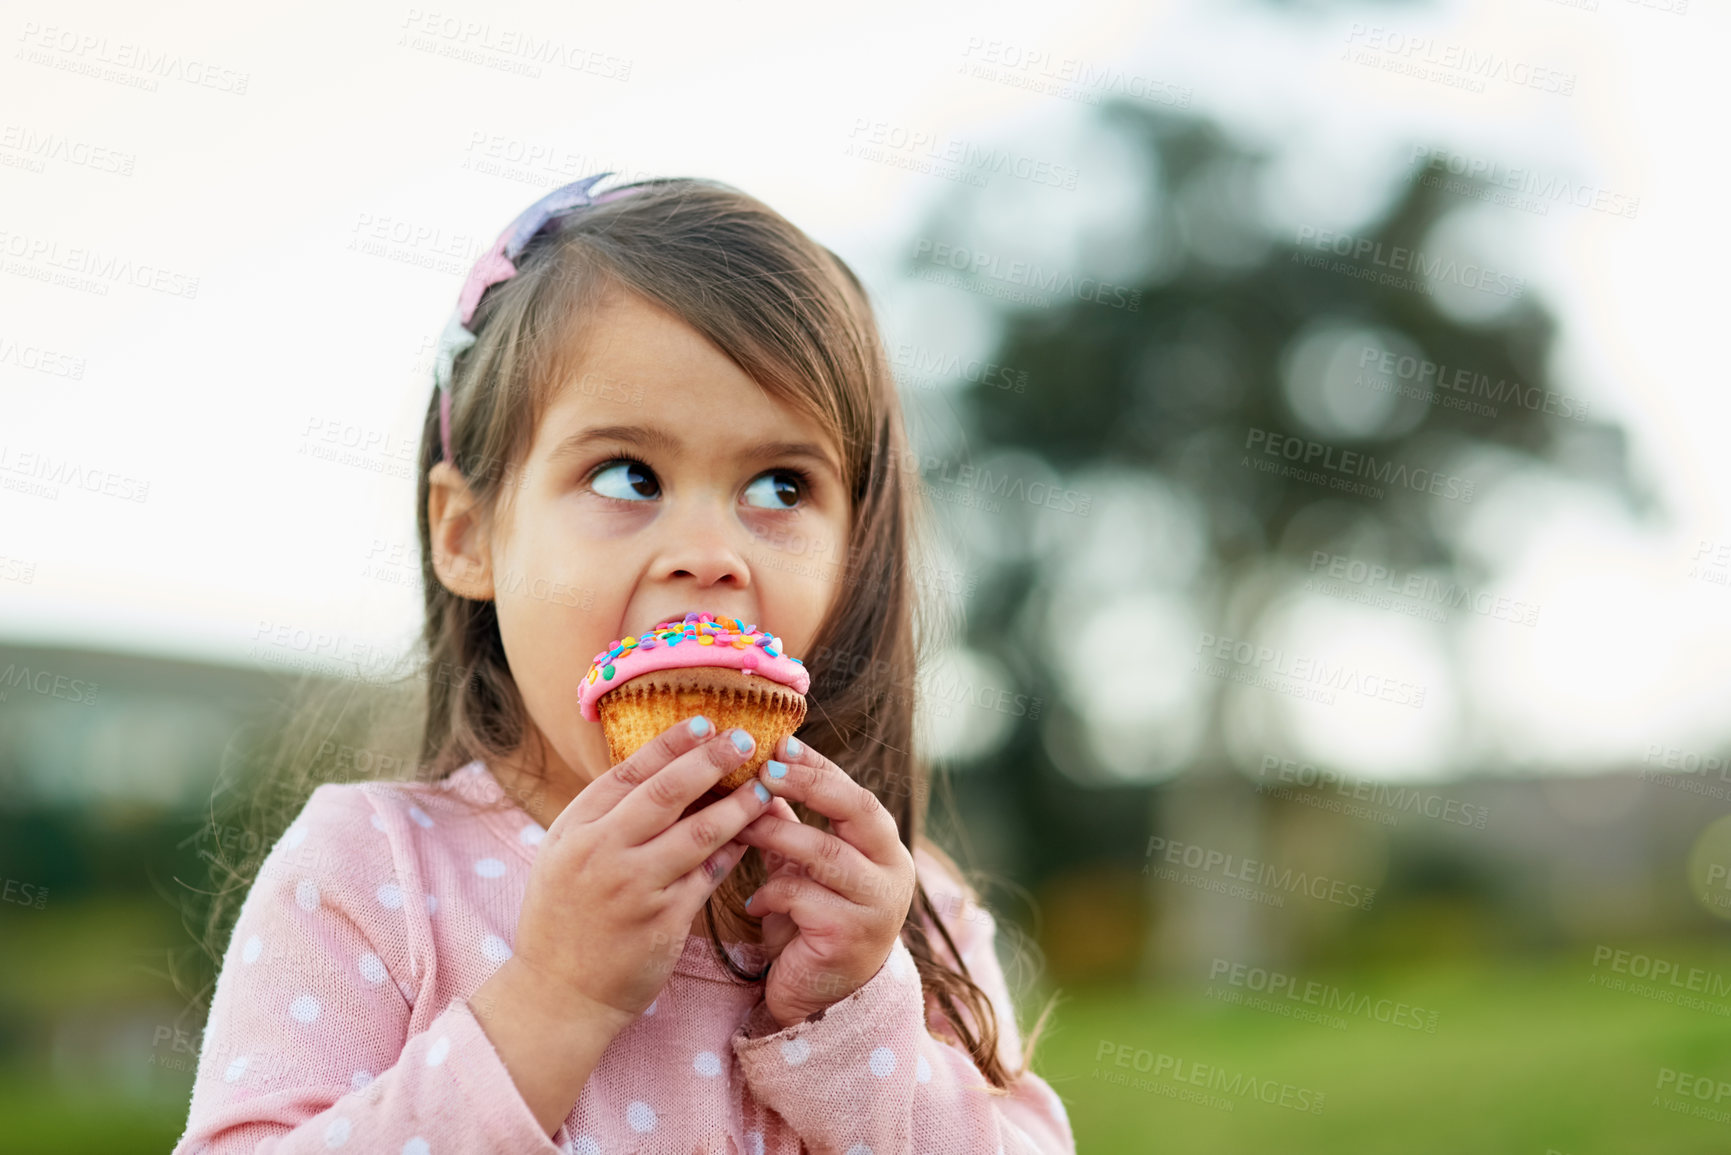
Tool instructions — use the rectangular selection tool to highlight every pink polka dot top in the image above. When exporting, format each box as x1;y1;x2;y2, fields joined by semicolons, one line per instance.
170;761;1075;1154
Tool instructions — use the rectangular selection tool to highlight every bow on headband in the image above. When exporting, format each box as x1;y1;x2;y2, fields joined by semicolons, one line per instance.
432;171;639;464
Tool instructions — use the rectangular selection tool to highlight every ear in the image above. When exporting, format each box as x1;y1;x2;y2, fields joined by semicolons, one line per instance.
427;461;496;600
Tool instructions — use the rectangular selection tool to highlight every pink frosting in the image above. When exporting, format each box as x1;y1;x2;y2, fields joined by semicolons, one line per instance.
579;613;810;722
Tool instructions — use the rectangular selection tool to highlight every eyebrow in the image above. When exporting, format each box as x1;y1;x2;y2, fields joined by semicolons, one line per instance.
546;423;842;478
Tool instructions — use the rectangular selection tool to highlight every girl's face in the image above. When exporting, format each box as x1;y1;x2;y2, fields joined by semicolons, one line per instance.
429;288;851;791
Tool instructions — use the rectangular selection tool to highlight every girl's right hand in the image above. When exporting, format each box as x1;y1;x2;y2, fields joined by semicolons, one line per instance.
505;717;773;1033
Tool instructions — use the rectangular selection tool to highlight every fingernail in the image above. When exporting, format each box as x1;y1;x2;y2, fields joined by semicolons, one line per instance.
689;716;712;737
767;760;787;780
785;736;804;758
745;892;755;907
731;729;755;755
753;782;770;803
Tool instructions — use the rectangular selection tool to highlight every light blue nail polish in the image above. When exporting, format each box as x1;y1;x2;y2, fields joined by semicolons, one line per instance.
767;760;788;780
689;716;712;737
785;736;804;758
731;729;754;754
753;782;770;803
745;893;755;907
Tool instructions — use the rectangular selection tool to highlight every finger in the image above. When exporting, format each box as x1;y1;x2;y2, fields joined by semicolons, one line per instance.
735;812;879;904
611;727;760;846
671;825;752;906
567;715;720;825
757;795;801;829
649;771;777;884
746;797;806;878
756;742;902;865
668;836;750;909
743;874;861;929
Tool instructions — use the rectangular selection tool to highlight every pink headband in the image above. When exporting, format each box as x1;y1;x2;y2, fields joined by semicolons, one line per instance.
432;172;641;465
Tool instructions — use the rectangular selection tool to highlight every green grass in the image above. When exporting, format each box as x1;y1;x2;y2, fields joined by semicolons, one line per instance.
0;1068;190;1154
0;897;200;1154
7;912;1731;1154
1033;950;1731;1154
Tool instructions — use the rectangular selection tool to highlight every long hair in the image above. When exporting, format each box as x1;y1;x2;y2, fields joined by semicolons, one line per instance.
183;176;1048;1091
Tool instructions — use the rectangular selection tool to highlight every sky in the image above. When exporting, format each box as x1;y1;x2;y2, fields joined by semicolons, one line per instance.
3;0;1728;782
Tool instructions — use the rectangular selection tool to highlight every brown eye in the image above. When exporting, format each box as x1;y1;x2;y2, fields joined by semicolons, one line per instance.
743;470;803;509
591;459;659;501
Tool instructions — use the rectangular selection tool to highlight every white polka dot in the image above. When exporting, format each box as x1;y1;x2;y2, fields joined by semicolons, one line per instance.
351;1070;373;1091
693;1050;722;1077
223;1055;248;1083
780;1038;810;1065
377;884;404;910
426;1035;450;1066
425;893;439;915
916;1054;932;1083
358;953;387;984
474;857;506;879
283;823;308;848
290;995;321;1024
643;999;657;1016
408;806;434;828
626;1100;657;1133
242;935;262;964
520;825;545;846
846;1146;874;1155
323;1116;351;1147
745;1132;765;1155
402;1140;429;1155
571;1138;601;1155
481;934;513;963
370;813;387;833
295;879;321;911
869;1046;896;1077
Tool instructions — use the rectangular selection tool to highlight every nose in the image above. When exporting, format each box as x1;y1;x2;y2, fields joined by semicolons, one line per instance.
648;492;751;590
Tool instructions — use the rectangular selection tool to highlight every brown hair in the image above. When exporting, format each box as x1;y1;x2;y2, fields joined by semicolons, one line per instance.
185;176;1049;1091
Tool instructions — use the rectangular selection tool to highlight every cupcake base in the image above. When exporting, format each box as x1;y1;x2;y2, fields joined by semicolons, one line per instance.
596;666;807;805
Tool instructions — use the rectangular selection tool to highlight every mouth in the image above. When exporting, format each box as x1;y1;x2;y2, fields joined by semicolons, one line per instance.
633;608;750;639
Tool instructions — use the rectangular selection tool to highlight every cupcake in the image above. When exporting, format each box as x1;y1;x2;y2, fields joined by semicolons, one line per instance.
580;613;809;803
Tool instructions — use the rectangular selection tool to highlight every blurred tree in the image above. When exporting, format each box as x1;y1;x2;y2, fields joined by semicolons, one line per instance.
899;101;1654;980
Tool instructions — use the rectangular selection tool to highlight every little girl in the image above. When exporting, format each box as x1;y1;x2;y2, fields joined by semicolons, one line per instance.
173;173;1075;1154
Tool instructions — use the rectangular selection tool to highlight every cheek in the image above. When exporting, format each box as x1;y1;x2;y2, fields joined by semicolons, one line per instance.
487;541;608;701
490;579;615;771
490;589;572;709
488;497;618;615
758;513;851;652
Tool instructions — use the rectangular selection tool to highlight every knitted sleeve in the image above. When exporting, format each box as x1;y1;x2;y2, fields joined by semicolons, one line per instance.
170;784;562;1155
729;846;1076;1154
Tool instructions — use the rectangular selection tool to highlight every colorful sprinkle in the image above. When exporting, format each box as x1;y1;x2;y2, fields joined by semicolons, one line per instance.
582;612;805;682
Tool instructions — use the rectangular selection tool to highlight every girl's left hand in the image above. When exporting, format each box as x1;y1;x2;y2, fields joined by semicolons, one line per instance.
735;738;917;1029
